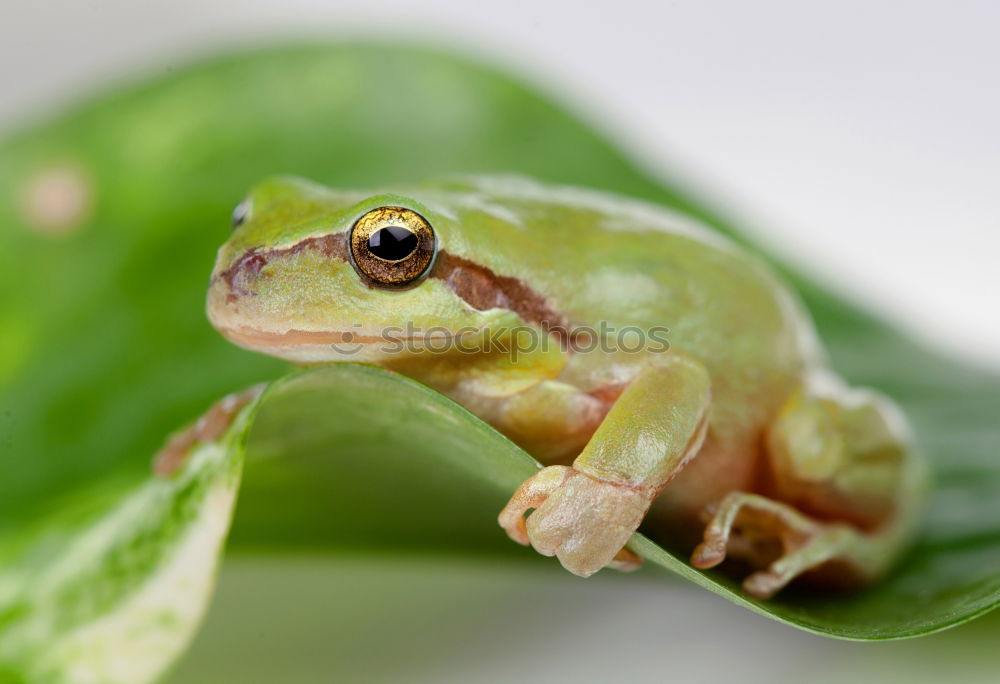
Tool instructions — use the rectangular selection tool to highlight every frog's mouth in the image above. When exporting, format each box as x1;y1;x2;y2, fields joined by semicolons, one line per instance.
219;324;461;346
215;324;462;364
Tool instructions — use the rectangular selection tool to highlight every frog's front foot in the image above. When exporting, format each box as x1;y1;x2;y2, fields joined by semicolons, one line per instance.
499;466;648;577
153;384;265;477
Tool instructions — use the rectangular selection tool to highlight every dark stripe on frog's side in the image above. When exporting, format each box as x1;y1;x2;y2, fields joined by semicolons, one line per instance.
216;232;571;335
430;251;570;335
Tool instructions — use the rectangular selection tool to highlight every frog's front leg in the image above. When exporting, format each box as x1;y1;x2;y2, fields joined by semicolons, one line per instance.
499;356;711;577
691;386;926;598
153;384;265;476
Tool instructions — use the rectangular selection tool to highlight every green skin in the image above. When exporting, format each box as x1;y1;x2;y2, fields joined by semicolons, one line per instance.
206;174;927;599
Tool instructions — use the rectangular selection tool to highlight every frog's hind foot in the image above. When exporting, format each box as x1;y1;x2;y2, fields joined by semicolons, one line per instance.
692;383;925;599
691;492;875;599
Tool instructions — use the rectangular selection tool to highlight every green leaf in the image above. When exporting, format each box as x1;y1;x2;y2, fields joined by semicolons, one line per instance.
0;396;255;683
231;363;1000;641
0;41;998;667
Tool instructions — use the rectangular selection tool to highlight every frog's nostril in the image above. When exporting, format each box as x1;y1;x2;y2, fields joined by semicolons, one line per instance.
216;248;268;296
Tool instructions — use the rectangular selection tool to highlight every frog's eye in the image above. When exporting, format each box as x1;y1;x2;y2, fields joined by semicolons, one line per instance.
349;206;436;287
231;200;250;231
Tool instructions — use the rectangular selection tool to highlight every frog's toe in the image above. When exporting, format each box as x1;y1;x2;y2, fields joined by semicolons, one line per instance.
527;514;618;577
695;491;881;598
498;465;572;546
742;569;786;599
554;527;636;578
554;536;611;578
501;514;531;546
608;547;644;573
742;527;856;599
692;491;818;573
521;496;569;558
690;538;728;569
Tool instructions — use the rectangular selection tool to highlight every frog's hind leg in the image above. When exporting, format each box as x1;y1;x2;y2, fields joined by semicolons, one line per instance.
691;492;879;598
691;384;927;599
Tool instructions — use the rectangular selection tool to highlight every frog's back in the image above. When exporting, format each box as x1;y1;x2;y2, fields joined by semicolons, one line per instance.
424;176;821;398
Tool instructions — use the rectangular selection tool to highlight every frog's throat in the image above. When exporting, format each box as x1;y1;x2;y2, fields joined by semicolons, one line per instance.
214;231;571;334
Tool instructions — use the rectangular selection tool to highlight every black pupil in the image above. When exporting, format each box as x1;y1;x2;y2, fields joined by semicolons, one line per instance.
368;226;418;260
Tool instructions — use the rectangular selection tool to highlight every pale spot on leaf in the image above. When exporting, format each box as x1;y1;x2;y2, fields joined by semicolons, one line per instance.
20;162;92;235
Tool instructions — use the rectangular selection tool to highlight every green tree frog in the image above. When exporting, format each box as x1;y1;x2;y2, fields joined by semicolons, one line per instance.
195;175;927;598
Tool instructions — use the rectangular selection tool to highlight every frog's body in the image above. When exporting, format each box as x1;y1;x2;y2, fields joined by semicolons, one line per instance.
203;175;927;598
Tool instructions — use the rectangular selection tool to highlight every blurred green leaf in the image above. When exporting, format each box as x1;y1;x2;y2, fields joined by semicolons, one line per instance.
170;552;1000;684
0;396;253;682
0;42;998;675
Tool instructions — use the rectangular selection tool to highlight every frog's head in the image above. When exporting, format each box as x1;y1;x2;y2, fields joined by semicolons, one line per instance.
207;176;529;363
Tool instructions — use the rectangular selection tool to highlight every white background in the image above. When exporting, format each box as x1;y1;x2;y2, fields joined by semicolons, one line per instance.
3;2;998;682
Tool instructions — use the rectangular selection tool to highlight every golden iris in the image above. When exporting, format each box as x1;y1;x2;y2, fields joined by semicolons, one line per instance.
349;206;436;287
